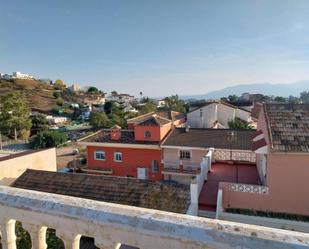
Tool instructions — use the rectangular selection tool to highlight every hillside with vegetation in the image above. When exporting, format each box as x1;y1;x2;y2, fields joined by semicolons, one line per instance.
0;79;94;113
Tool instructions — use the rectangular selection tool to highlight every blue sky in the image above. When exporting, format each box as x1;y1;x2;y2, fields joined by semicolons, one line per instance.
1;0;309;97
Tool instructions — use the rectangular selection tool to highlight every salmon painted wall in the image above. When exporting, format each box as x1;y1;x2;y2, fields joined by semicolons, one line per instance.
221;153;309;216
134;123;172;142
87;146;163;181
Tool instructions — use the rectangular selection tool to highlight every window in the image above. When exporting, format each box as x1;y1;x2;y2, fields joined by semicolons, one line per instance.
200;109;203;117
114;152;122;162
152;160;159;173
94;150;105;160
179;150;191;160
145;131;151;138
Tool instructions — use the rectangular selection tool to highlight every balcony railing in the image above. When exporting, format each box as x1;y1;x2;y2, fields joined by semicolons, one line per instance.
0;186;308;249
162;160;201;175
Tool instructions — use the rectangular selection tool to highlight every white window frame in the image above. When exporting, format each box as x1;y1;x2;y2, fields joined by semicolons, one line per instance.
114;152;122;162
94;150;105;161
179;150;191;160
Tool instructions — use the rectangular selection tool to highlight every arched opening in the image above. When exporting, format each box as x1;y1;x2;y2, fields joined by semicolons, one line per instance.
46;228;65;249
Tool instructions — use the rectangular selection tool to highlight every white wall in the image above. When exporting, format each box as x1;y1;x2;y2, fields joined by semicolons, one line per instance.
0;148;57;186
187;103;217;128
235;108;251;122
217;104;235;127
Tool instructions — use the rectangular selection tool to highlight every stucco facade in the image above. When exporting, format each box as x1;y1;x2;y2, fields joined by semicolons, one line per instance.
187;102;251;129
220;104;309;216
0;148;57;186
87;145;163;180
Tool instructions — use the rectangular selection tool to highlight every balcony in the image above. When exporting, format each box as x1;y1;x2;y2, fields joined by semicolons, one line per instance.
0;185;308;249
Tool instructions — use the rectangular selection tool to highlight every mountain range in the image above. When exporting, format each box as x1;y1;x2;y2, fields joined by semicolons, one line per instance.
181;80;309;100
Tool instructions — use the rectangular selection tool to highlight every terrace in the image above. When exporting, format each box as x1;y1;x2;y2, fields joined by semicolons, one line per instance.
199;162;260;212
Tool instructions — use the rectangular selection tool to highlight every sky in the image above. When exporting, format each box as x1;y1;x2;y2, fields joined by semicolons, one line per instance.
1;0;309;97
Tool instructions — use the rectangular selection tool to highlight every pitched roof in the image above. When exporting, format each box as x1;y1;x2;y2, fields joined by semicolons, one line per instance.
188;100;251;114
12;169;191;214
137;115;171;126
162;128;255;151
127;111;183;125
264;103;309;153
79;129;159;145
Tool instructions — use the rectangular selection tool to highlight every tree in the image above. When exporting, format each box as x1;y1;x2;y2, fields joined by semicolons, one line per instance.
87;86;99;93
163;95;187;113
137;102;156;114
288;95;300;104
89;112;109;128
111;90;118;96
32;130;67;149
0;92;32;139
54;79;66;90
274;96;286;102
19;129;31;141
30;114;49;134
227;95;239;102
53;91;61;99
228;118;254;130
104;101;113;114
300;91;309;103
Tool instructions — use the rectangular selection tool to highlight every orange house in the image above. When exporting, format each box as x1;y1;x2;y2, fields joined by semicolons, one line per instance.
80;112;184;180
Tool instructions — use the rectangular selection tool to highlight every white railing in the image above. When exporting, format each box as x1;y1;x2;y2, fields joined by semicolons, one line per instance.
0;186;308;249
216;189;223;219
163;160;201;175
214;149;256;163
228;183;269;194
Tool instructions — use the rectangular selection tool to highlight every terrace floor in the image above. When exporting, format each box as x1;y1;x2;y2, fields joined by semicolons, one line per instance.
199;163;259;211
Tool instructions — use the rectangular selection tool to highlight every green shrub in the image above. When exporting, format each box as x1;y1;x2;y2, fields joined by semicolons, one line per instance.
32;130;68;149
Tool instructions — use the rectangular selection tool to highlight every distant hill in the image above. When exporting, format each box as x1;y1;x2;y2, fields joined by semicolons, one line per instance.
181;80;309;100
0;79;82;113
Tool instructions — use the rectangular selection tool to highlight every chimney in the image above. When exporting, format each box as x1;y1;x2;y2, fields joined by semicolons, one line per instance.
185;125;190;133
110;125;121;140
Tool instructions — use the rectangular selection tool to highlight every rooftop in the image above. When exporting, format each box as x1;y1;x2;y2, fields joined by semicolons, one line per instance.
199;163;259;211
12;169;190;214
138;115;171;126
162;128;255;151
188;100;251;114
265;103;309;153
80;129;159;145
127;111;184;125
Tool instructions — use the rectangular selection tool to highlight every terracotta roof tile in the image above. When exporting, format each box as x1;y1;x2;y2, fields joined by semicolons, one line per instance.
80;130;159;145
12;169;190;214
162;128;255;150
265;104;309;153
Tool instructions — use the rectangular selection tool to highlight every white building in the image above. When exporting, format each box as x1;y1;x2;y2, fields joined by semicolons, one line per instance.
157;100;166;108
12;71;34;80
123;105;138;113
187;101;252;128
107;93;135;104
45;115;69;125
69;84;82;92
